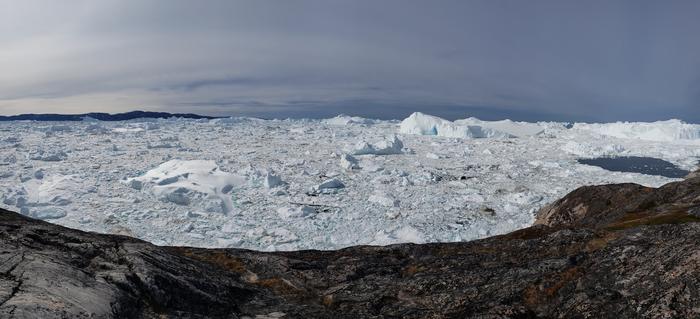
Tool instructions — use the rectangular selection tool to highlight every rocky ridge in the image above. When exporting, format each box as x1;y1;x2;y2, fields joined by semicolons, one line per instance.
1;170;700;318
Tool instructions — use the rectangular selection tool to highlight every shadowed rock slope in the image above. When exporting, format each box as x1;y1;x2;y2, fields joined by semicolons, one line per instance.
0;111;217;122
2;172;700;318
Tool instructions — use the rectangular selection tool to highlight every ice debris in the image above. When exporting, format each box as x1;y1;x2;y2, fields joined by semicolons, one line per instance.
309;178;345;195
26;207;67;220
263;171;285;189
29;150;68;162
339;154;360;170
277;206;316;219
368;191;399;207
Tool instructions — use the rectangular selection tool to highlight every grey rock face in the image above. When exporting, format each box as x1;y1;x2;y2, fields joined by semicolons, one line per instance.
2;174;700;318
687;168;700;179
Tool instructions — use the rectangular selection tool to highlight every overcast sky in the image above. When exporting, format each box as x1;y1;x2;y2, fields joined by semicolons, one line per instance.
1;0;699;122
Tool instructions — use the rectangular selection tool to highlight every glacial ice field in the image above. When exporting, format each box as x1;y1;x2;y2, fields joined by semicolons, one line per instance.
1;112;699;251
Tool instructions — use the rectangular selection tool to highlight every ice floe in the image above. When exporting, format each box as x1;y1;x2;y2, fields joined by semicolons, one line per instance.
124;160;246;214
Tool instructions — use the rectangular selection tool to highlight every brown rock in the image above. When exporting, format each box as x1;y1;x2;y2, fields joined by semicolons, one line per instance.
686;168;700;179
2;174;700;318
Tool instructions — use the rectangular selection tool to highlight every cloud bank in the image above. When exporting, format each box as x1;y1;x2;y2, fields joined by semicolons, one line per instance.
1;0;699;122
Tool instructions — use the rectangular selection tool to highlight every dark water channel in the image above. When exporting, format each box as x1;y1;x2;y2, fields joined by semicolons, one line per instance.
578;156;689;178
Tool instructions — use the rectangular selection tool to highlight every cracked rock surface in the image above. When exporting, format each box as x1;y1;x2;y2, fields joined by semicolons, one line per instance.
1;171;700;318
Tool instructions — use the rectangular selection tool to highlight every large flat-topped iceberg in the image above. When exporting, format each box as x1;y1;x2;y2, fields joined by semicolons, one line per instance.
399;112;544;138
124;160;246;214
454;117;545;137
572;120;700;142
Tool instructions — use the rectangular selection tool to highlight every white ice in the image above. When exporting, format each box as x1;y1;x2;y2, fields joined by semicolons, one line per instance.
573;120;700;142
399;112;524;138
124;159;247;214
0;113;698;251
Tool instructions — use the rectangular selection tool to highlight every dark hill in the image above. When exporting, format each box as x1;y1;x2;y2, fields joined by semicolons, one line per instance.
1;170;700;318
0;111;218;122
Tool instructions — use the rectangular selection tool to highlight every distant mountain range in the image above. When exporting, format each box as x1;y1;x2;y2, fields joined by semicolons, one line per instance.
0;110;219;121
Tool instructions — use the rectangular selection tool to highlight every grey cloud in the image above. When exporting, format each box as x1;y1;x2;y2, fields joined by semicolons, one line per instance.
1;0;699;122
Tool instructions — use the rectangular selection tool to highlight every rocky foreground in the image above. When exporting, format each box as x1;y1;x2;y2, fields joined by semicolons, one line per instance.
2;172;700;318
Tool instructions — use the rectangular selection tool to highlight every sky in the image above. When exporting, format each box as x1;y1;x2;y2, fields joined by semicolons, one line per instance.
1;0;699;122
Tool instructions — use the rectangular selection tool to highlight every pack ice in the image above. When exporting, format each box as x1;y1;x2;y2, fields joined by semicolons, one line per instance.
572;120;700;142
0;113;698;251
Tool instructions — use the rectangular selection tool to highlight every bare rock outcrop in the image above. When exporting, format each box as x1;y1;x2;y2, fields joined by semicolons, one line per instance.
2;173;700;318
686;168;700;179
536;172;700;228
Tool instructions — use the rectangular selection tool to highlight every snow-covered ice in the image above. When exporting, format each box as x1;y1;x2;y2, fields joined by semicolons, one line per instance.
368;191;399;207
348;135;404;155
124;160;246;214
400;112;519;138
324;115;380;126
573;120;700;142
454;117;546;137
339;154;360;170
1;113;698;250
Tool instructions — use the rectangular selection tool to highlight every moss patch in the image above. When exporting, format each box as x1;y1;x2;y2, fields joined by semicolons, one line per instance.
523;266;583;307
584;232;619;253
604;211;700;231
172;248;247;273
544;267;581;297
402;264;427;277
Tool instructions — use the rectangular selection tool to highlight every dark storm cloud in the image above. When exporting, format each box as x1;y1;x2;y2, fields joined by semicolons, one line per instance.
1;0;699;122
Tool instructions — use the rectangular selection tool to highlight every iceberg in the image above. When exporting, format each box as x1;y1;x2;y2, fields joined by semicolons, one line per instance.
124;160;246;214
399;112;543;139
350;135;404;155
